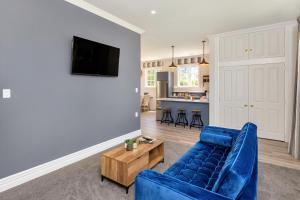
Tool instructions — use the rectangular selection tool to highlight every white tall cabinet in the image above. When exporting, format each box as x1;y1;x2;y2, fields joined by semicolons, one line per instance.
210;21;298;141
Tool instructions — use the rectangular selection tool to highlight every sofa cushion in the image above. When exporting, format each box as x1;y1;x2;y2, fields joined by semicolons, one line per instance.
164;142;230;190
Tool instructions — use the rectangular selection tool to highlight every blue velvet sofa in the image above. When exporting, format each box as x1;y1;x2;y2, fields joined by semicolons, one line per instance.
135;123;258;200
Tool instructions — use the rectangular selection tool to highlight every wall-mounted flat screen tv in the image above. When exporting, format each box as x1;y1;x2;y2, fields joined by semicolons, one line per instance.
71;36;120;77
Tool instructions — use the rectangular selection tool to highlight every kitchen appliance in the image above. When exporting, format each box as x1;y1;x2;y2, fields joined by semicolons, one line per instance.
156;72;174;120
156;72;174;98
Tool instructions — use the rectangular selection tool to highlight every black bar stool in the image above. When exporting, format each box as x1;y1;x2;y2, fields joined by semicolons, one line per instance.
175;108;188;128
190;109;204;129
161;108;174;125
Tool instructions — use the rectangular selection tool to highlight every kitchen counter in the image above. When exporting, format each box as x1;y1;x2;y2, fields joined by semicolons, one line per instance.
157;98;209;104
156;98;209;125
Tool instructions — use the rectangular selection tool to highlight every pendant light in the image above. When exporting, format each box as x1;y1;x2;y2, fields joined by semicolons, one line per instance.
169;45;177;68
200;41;209;65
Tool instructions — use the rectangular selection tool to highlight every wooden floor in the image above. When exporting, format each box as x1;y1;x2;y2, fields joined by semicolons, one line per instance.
141;111;300;170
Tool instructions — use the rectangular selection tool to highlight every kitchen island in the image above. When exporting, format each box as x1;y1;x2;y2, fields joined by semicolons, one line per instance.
157;98;209;126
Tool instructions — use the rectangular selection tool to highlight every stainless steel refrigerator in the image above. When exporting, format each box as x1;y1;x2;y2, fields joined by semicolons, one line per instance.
156;72;174;120
156;72;174;98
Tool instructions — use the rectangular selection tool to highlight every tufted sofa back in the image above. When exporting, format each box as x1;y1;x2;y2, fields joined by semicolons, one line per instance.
212;123;258;199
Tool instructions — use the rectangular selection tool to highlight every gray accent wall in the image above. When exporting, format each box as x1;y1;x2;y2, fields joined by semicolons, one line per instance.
0;0;140;179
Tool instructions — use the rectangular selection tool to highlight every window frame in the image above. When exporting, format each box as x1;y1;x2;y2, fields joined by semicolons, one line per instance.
145;68;157;88
177;65;200;88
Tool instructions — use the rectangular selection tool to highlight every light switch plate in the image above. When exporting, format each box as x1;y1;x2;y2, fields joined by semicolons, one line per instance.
135;112;139;118
3;89;11;99
135;88;139;93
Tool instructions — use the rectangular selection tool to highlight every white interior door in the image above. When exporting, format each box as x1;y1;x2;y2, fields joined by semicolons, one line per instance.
219;66;249;129
249;63;285;140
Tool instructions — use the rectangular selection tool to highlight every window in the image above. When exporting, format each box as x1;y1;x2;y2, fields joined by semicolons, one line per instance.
177;65;199;87
145;69;156;87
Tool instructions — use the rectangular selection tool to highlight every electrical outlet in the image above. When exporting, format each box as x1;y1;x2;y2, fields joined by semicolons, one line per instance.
135;112;139;118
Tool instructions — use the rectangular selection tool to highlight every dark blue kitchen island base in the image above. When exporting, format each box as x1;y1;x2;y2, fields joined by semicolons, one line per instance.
158;100;209;126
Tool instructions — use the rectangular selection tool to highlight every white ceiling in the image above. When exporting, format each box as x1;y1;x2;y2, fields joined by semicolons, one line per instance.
85;0;300;61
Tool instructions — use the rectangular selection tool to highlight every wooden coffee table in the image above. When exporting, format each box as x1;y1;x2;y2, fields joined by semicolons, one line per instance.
101;139;164;193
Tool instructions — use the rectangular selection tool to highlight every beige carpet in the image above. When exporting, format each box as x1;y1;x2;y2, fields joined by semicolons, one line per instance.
0;141;300;200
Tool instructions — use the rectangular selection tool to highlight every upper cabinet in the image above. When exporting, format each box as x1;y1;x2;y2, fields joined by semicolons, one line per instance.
220;34;248;62
249;28;285;59
220;28;285;62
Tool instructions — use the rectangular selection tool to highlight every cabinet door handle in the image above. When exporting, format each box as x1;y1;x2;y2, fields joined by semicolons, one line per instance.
250;105;254;107
244;104;248;107
249;49;253;52
244;49;248;52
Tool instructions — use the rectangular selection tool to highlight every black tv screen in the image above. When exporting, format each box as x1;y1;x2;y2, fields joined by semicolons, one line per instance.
71;36;120;76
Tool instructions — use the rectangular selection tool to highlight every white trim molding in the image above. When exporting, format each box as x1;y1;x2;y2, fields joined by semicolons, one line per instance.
0;130;141;193
64;0;145;34
284;23;299;142
213;20;297;38
208;35;220;126
219;57;286;67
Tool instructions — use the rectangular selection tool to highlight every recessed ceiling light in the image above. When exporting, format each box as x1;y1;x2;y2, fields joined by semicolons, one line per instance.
150;10;157;15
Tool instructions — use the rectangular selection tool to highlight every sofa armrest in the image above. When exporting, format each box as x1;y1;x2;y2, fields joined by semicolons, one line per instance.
202;126;240;136
200;131;232;147
200;126;240;147
135;170;232;200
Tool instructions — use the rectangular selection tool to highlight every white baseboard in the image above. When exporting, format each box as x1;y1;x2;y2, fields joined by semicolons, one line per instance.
0;130;141;193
